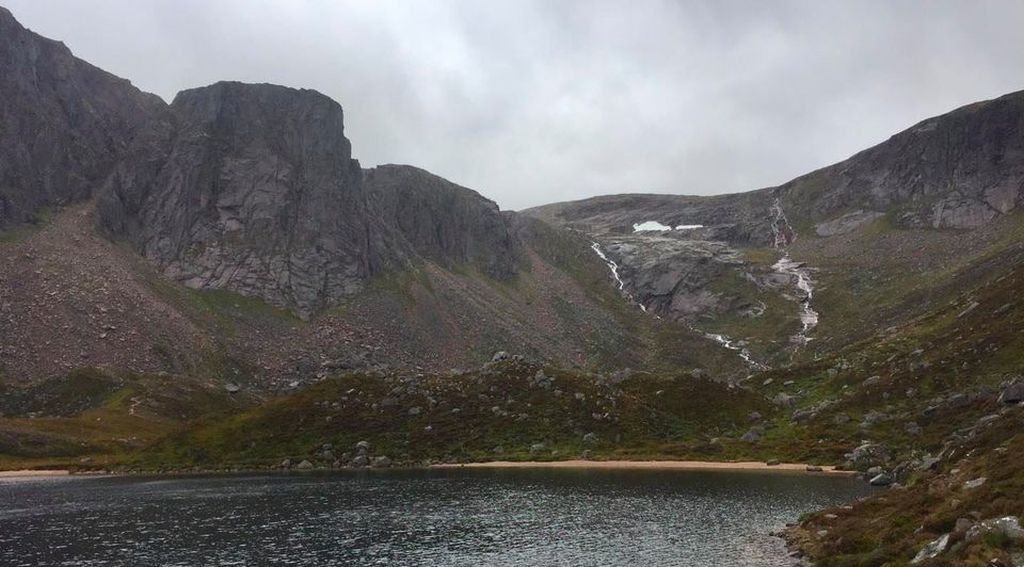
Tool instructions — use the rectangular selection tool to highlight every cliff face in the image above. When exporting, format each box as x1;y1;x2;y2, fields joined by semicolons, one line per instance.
98;82;401;316
0;6;163;229
96;82;521;317
781;90;1024;230
364;164;519;279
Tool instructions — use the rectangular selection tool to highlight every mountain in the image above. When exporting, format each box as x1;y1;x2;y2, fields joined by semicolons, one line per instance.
0;7;734;395
0;6;163;231
524;91;1024;364
96;81;523;317
2;5;1024;564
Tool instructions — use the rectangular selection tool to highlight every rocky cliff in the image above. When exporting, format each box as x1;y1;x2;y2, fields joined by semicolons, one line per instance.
94;81;524;317
0;6;163;230
98;82;404;317
782;90;1024;230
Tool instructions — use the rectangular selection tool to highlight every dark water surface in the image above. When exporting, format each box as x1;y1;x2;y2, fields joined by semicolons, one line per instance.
0;468;872;566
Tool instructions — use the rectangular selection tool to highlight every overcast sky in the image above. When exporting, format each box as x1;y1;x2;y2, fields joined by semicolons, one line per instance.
7;1;1023;210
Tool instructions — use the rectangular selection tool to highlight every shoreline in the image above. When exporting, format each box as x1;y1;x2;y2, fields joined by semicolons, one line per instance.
0;460;856;478
0;469;72;479
431;460;856;475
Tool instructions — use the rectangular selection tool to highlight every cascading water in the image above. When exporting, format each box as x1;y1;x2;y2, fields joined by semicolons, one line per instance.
591;242;646;312
770;196;819;345
590;240;767;369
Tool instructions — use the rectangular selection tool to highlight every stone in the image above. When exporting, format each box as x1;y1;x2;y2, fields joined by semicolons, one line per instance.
806;465;823;472
832;413;851;425
869;473;892;487
965;516;1024;543
371;456;392;468
740;427;763;443
772;393;796;408
355;441;371;454
917;456;940;471
224;382;241;393
529;443;546;456
847;443;891;469
998;381;1024;404
582;432;599;446
963;477;987;490
295;459;314;470
407;406;422;416
350;455;369;467
491;351;511;362
911;533;950;564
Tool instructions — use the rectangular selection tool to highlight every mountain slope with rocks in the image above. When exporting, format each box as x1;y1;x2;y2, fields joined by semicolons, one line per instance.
0;7;742;396
2;4;1024;564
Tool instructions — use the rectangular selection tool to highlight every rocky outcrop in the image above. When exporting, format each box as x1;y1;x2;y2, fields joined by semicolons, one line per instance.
364;164;518;279
0;6;163;230
97;82;521;317
782;90;1024;230
98;82;403;316
527;91;1024;239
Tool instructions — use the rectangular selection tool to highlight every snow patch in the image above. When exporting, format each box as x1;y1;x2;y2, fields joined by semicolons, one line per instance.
633;221;705;232
633;221;673;232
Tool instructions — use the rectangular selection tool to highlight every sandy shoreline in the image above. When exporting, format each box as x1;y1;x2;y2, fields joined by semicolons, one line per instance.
0;469;72;479
432;460;855;475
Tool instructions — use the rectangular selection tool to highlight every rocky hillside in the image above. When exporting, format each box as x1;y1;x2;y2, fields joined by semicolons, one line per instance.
0;7;747;391
524;91;1024;365
97;81;521;317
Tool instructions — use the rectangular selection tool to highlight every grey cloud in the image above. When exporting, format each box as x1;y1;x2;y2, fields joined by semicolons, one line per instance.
6;0;1023;210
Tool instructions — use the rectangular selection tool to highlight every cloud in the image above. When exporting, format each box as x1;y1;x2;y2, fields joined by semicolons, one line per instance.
6;0;1024;210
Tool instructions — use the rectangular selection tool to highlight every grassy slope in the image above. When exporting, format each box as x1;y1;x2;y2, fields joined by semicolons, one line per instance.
0;368;251;470
140;359;770;469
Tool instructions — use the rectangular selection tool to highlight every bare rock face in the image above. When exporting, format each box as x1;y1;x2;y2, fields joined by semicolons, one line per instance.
0;6;163;230
365;164;518;279
97;82;520;317
782;90;1024;229
99;82;397;316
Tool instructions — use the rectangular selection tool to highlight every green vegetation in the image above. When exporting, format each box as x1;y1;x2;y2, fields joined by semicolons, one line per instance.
140;360;771;469
0;207;52;243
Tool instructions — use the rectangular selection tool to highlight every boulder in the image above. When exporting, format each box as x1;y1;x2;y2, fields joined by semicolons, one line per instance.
355;440;371;454
963;477;987;490
529;443;546;456
965;516;1024;543
869;473;893;486
911;533;950;564
846;443;891;469
741;427;763;443
350;455;369;467
582;432;599;446
772;393;796;408
998;381;1024;404
491;351;511;362
371;456;392;468
296;459;314;470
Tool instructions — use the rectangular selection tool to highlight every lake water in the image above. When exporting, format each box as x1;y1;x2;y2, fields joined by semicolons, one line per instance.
0;468;872;566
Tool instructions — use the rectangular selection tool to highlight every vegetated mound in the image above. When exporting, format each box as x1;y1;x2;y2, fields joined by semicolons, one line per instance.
142;358;770;470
